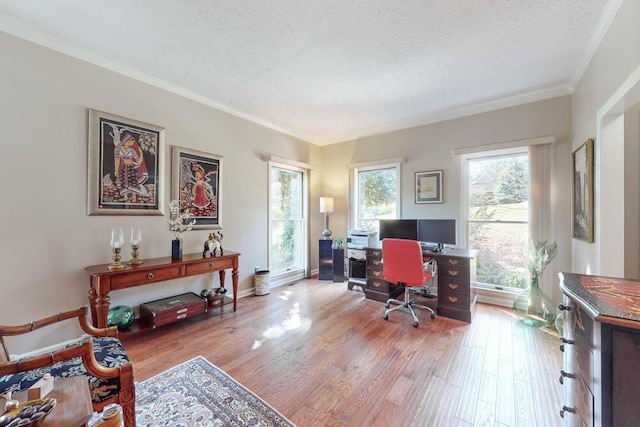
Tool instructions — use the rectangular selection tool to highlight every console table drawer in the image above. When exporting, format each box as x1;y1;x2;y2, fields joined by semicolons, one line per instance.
186;258;234;275
110;266;182;289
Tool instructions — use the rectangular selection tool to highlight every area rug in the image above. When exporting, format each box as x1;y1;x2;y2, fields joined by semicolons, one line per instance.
135;356;296;426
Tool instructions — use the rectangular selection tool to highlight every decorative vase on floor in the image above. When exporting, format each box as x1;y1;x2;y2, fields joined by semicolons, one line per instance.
171;239;183;260
513;276;556;328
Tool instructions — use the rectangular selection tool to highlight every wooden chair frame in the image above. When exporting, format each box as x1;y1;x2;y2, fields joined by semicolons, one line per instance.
0;306;135;426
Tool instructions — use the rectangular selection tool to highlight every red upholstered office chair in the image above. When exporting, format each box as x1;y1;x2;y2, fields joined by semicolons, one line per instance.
382;238;436;327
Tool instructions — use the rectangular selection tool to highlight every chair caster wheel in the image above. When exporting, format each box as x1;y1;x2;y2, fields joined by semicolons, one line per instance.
430;313;436;319
384;303;390;309
413;321;419;328
383;314;389;320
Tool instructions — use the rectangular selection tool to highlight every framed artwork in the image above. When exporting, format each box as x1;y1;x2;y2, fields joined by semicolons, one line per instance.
87;109;165;215
415;170;443;204
572;138;594;242
171;146;223;229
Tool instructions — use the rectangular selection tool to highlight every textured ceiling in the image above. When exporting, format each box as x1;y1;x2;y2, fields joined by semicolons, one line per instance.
0;0;618;145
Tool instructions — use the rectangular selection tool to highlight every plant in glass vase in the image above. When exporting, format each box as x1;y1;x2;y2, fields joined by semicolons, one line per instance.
167;200;195;259
513;238;558;328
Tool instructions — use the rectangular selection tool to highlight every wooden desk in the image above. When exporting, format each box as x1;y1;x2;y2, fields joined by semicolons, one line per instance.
14;377;93;427
85;251;240;334
363;245;478;323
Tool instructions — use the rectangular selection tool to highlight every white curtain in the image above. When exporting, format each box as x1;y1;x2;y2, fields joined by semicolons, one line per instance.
528;143;556;295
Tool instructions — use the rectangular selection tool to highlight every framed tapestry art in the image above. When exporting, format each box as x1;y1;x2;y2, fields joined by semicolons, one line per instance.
171;146;223;229
87;109;165;215
572;138;594;242
415;170;443;204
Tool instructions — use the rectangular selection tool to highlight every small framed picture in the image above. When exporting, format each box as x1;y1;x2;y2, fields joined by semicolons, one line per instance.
415;170;443;204
171;146;223;229
87;109;165;215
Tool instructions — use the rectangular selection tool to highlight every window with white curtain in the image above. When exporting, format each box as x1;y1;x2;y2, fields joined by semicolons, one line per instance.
465;149;530;290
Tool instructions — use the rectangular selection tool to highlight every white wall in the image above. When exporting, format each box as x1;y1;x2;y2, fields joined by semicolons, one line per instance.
624;101;640;279
319;96;572;304
571;0;640;276
0;33;321;353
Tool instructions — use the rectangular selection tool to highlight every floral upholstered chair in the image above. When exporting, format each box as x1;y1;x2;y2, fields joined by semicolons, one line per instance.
0;306;136;426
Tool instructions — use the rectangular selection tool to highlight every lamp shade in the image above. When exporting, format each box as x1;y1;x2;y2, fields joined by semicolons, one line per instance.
319;197;334;213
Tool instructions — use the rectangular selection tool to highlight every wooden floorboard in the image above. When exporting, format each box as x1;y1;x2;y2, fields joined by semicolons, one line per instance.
122;278;563;427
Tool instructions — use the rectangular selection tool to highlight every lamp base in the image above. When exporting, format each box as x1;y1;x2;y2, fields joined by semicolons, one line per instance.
322;228;332;239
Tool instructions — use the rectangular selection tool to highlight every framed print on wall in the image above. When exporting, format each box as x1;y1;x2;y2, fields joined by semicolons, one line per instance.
171;146;223;229
572;138;594;242
87;109;165;215
415;170;443;204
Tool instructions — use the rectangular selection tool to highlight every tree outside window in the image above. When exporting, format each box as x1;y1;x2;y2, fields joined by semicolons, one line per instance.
468;153;529;289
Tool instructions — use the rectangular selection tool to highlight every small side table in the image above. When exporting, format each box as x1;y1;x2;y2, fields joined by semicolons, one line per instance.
15;376;93;427
319;239;333;280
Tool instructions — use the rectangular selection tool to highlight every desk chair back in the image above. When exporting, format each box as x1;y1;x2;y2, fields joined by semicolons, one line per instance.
382;238;432;286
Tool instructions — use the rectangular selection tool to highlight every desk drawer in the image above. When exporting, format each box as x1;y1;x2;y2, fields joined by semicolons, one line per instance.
437;256;469;268
366;278;390;292
438;265;469;282
438;292;470;309
186;258;233;275
367;268;385;280
367;256;384;268
366;248;382;259
110;266;182;289
440;279;469;297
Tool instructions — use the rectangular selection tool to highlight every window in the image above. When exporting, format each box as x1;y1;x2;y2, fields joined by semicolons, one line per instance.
269;163;307;278
353;163;401;231
466;150;529;290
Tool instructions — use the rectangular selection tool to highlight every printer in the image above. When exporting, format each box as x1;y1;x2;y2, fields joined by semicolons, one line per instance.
347;229;378;281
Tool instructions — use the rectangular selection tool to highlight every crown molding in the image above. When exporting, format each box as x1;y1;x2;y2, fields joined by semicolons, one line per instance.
567;0;623;92
316;85;571;146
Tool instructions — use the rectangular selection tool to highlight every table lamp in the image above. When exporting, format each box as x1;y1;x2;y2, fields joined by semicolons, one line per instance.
320;197;334;239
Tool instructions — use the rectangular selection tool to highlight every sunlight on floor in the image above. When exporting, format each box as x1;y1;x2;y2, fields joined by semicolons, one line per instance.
252;299;312;350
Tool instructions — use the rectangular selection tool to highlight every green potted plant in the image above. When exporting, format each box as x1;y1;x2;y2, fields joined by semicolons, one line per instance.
331;238;345;282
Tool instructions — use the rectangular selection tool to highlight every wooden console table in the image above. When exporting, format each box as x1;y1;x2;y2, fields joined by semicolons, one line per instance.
85;251;240;335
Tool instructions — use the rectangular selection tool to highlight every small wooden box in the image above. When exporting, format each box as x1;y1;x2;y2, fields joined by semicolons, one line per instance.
140;292;207;329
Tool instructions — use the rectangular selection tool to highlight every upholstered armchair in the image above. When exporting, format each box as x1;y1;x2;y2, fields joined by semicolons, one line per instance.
0;306;135;426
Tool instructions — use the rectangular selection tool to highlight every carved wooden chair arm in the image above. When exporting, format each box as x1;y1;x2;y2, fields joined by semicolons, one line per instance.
0;306;118;338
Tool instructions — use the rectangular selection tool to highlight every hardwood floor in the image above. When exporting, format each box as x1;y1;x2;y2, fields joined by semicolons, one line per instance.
123;278;563;427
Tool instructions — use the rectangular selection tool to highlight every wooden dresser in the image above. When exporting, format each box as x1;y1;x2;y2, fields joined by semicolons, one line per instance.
363;245;478;322
558;272;640;426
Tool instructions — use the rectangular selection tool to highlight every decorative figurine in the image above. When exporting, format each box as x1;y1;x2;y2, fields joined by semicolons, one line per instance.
202;231;224;257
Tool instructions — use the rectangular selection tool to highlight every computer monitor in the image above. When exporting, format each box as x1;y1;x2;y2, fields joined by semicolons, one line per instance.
378;219;419;241
418;219;456;251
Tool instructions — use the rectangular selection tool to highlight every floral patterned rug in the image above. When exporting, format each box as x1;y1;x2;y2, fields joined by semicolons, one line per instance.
135;356;295;426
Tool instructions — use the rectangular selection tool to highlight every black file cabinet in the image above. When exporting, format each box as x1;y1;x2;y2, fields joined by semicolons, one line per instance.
319;239;333;280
